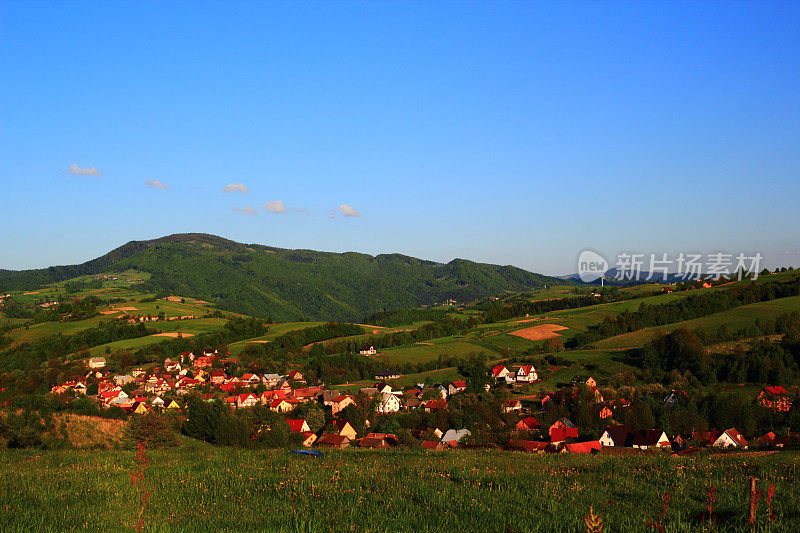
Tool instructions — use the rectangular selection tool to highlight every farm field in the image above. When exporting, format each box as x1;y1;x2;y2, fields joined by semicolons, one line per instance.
0;443;797;532
594;295;800;350
378;337;498;365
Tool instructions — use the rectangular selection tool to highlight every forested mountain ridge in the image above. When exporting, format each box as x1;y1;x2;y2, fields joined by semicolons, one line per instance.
0;233;573;321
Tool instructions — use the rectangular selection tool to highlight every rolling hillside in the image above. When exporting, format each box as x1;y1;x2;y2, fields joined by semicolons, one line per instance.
0;233;574;321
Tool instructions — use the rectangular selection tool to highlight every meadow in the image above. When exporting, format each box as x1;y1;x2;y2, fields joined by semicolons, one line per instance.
0;442;797;532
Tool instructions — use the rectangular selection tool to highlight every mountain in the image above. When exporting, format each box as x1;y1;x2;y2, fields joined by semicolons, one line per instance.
0;233;577;321
559;267;705;285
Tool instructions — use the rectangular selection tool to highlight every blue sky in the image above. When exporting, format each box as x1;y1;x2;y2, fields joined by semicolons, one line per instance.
1;1;799;275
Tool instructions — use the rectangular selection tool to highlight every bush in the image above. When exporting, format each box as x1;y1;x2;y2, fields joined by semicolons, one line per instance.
125;412;179;448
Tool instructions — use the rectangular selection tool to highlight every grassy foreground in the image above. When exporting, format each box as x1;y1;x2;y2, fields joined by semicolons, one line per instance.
0;442;798;532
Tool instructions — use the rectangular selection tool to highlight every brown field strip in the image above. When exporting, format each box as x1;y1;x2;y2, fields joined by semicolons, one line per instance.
509;324;568;341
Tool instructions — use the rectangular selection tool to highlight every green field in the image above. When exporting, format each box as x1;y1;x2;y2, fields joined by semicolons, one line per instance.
0;443;797;532
379;338;497;365
594;295;800;350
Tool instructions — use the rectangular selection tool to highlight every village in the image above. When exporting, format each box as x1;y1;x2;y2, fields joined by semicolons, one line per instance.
49;346;798;454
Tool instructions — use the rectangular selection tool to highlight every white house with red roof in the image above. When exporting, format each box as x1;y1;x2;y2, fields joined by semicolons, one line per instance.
515;365;538;383
713;428;749;449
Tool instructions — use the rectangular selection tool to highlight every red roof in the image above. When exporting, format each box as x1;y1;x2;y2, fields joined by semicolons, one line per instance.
565;441;601;454
550;427;579;442
286;419;307;432
425;400;448;410
452;380;467;388
421;440;442;450
516;416;541;430
491;365;508;377
508;440;549;452
763;386;789;396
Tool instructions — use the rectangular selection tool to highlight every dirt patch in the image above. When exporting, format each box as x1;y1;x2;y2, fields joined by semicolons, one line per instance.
54;413;125;448
415;342;435;346
512;318;542;324
22;291;39;295
151;332;195;338
509;324;568;341
250;340;270;343
192;300;209;304
116;306;139;311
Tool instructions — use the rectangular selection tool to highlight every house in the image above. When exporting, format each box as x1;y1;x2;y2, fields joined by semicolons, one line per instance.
163;358;181;373
241;374;261;387
180;351;195;364
713;428;748;449
516;365;538;383
165;399;181;410
599;406;613;419
210;371;226;385
423;400;448;412
757;386;792;412
515;416;541;431
571;375;597;388
262;374;283;388
599;425;633;447
324;420;358;440
754;432;792;448
375;383;393;394
88;357;106;370
286;419;311;433
359;433;398;449
316;434;350;448
491;365;511;379
287;370;305;382
376;392;401;414
269;399;293;413
131;368;146;379
375;369;401;381
237;393;259;408
359;346;377;356
440;429;471;446
421;440;445;450
301;432;317;447
565;441;602;454
329;395;356;416
549;418;579;442
502;399;523;413
692;430;721;446
508;440;549;453
631;430;671;450
151;397;165;409
448;380;467;396
194;356;213;369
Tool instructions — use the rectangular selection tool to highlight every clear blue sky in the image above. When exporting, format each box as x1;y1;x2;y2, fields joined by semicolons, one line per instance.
1;1;798;275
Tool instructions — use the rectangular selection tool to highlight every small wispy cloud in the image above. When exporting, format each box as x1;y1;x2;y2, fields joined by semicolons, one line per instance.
222;183;250;193
292;207;309;216
145;178;171;190
338;203;361;218
232;206;258;215
68;163;103;177
263;200;287;214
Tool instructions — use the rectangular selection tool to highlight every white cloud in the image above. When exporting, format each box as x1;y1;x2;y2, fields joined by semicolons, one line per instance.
232;206;258;215
338;203;361;218
263;200;288;214
222;183;250;193
68;163;103;177
145;178;170;190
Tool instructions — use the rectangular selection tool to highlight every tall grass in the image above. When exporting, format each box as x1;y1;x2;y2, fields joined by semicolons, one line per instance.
0;442;797;531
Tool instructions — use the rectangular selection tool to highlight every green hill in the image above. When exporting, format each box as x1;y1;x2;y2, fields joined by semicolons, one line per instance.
0;233;573;321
